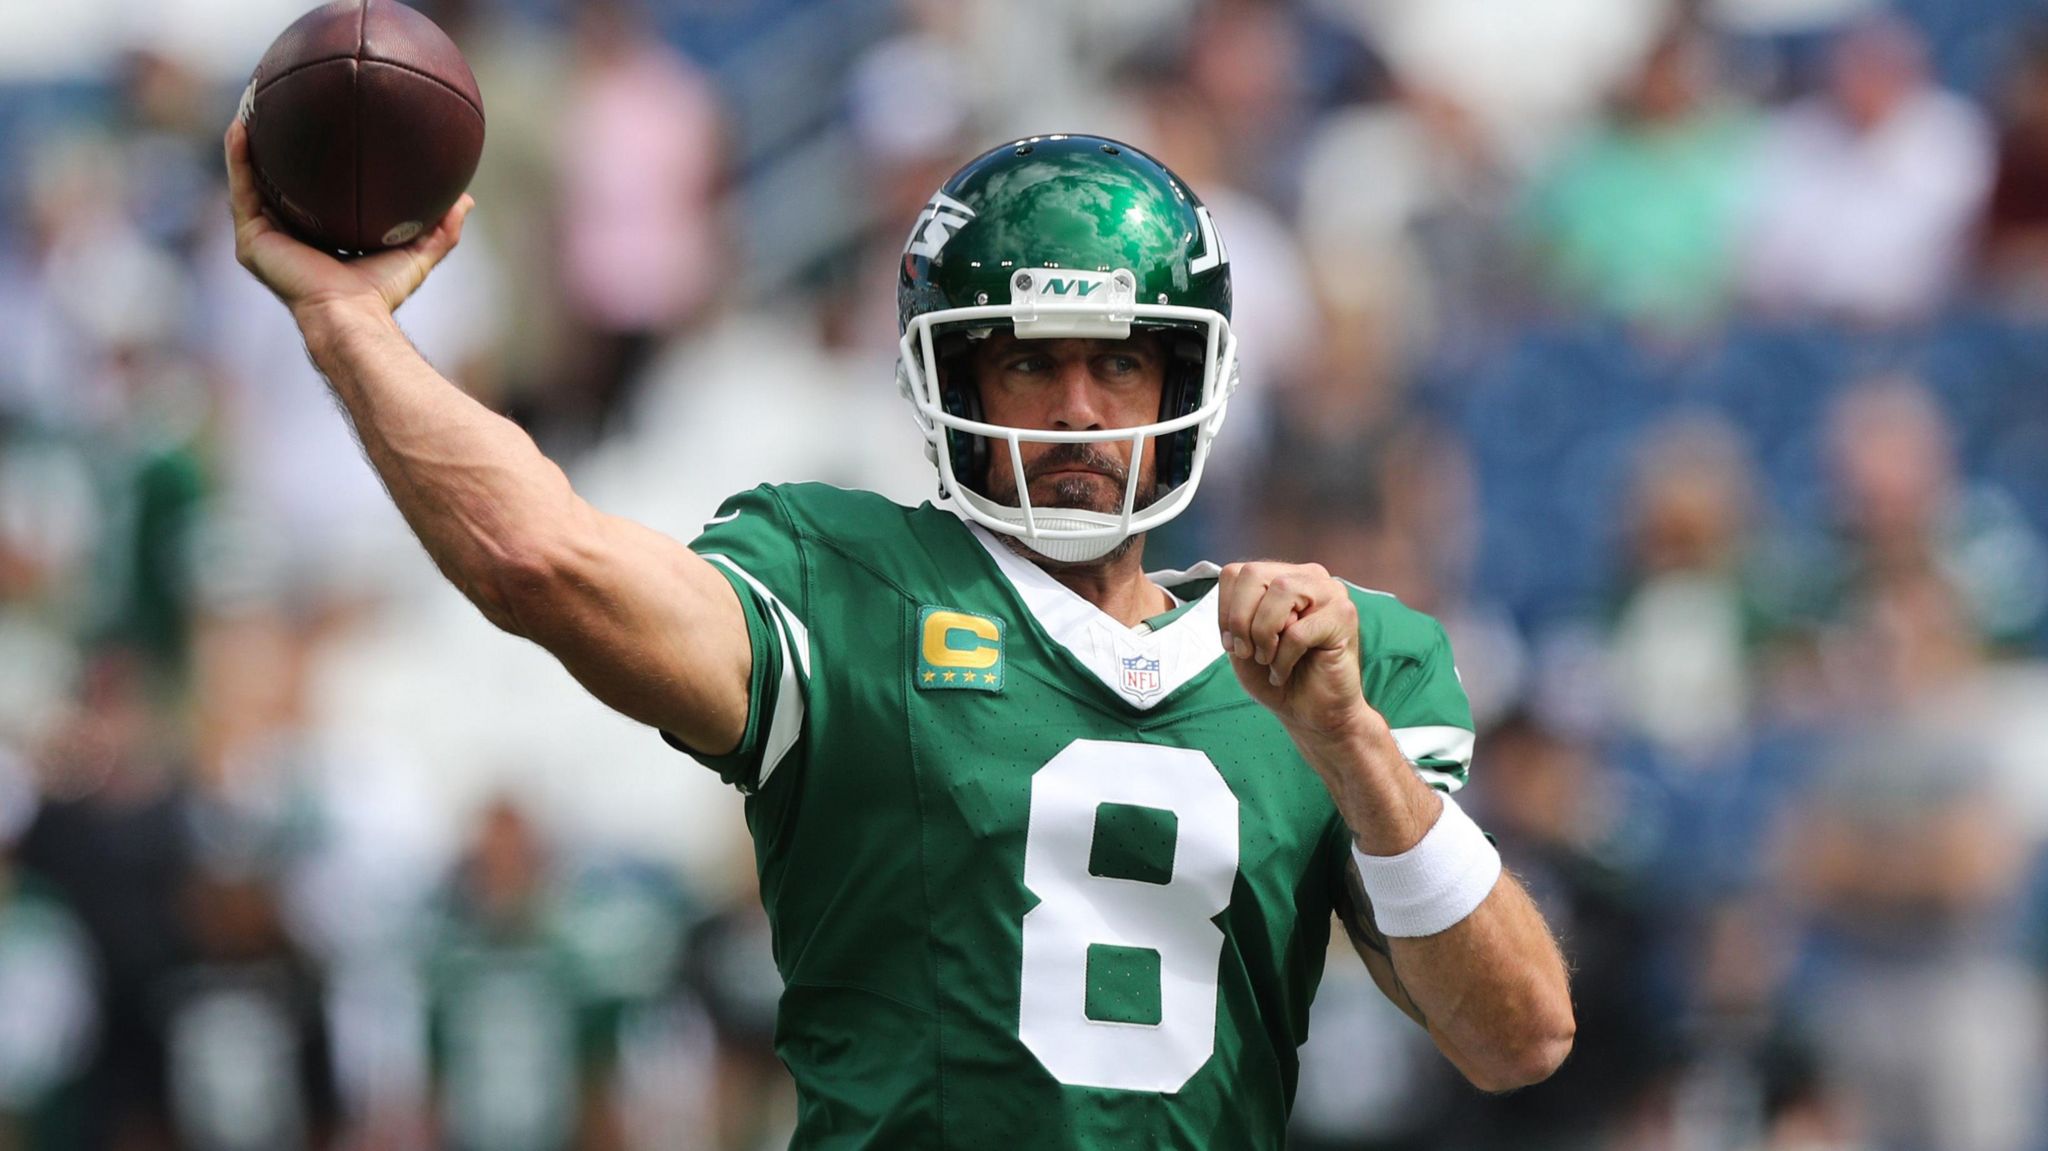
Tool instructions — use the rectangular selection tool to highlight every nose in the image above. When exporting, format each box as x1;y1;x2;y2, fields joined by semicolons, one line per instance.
1047;355;1106;430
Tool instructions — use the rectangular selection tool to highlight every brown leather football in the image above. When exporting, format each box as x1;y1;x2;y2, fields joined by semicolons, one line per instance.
240;0;484;253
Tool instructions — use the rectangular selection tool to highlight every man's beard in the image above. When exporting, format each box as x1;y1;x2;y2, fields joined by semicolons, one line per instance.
982;441;1162;567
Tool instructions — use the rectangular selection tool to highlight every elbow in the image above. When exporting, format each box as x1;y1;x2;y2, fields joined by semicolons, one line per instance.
487;533;584;638
1499;1023;1576;1092
1468;1006;1576;1093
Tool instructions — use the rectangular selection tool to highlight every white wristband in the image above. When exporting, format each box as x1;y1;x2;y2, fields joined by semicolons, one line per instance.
1350;792;1502;938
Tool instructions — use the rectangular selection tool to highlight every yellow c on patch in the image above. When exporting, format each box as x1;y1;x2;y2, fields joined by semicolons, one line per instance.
917;606;1004;691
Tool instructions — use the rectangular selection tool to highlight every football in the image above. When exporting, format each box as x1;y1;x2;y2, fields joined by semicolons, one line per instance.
239;0;484;253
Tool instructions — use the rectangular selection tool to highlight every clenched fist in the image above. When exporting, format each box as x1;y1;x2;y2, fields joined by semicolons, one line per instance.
1216;561;1377;740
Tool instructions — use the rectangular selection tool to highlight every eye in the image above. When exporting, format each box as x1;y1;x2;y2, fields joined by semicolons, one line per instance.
1098;354;1144;376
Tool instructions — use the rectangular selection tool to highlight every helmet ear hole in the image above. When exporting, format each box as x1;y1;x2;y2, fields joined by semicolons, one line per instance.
935;339;988;493
1155;334;1205;489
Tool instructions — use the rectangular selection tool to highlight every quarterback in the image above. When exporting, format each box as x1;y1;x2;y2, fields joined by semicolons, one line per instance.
226;123;1572;1147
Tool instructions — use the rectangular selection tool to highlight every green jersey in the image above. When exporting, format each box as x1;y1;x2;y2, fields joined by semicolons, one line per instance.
671;484;1476;1150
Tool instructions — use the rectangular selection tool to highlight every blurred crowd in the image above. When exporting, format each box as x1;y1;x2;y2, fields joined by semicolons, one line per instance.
2;0;2048;1148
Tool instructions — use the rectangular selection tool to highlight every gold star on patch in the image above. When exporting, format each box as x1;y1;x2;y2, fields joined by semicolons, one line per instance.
982;672;999;684
942;671;956;682
922;671;936;683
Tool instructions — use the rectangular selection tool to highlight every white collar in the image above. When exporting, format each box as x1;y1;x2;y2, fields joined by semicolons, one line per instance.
968;525;1227;710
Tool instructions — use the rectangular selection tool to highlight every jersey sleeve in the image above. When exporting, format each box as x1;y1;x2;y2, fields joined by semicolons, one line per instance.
1357;601;1476;794
661;485;813;792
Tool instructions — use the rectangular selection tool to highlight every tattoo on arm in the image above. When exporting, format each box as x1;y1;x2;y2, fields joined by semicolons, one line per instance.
1385;961;1427;1027
1337;857;1390;957
1338;854;1429;1026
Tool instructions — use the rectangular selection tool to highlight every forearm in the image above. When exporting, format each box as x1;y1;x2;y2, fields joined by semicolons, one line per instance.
1293;712;1444;856
1385;873;1571;1090
296;297;587;627
1297;716;1575;1091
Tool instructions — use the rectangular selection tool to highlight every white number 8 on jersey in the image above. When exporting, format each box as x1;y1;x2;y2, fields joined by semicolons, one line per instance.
1019;740;1241;1093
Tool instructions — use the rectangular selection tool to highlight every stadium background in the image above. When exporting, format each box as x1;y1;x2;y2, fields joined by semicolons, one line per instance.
3;0;2048;1147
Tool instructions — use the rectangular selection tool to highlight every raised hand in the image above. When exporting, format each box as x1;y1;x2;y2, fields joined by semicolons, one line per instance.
1216;561;1374;740
224;117;472;321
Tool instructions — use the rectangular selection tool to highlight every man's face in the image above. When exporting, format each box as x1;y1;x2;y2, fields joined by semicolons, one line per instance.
970;331;1170;521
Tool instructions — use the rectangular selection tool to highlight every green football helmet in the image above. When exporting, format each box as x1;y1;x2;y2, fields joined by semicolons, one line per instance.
896;133;1238;563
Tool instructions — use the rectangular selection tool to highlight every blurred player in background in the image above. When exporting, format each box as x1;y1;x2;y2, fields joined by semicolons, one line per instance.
223;119;1571;1147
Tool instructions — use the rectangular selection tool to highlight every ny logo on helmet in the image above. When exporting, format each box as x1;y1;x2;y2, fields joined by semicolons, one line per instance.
906;191;976;260
1042;279;1101;297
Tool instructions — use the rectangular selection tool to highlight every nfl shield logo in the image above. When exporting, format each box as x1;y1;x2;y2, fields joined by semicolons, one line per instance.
1120;654;1163;702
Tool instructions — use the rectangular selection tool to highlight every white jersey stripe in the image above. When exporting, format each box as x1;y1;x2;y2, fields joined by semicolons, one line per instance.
1390;725;1475;791
1413;766;1468;794
703;554;811;786
1390;724;1475;765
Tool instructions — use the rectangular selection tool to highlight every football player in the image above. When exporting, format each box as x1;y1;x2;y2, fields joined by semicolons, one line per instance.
225;122;1573;1148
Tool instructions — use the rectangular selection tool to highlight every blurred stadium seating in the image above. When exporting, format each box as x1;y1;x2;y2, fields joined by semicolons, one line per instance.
3;1;2048;1149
